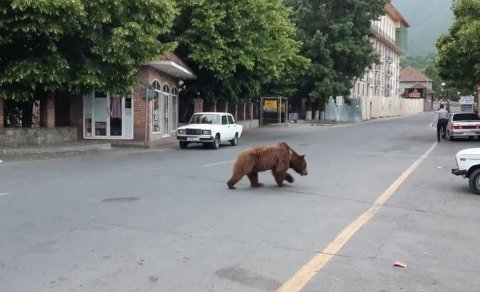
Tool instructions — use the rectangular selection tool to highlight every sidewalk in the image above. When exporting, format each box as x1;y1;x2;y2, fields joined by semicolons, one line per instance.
0;119;348;161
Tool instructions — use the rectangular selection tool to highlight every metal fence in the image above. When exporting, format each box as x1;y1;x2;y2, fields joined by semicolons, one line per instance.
324;97;362;122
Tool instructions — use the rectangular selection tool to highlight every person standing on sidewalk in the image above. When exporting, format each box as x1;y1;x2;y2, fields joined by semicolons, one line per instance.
433;104;450;142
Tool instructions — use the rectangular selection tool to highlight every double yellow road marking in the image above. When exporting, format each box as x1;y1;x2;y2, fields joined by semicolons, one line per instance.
277;142;437;292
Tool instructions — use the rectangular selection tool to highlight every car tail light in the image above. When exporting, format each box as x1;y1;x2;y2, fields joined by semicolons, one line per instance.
453;124;462;129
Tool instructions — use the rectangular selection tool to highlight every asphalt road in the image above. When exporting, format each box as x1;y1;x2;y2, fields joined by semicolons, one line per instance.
2;112;480;292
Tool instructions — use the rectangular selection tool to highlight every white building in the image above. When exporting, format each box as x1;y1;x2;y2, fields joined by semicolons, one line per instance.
350;3;410;99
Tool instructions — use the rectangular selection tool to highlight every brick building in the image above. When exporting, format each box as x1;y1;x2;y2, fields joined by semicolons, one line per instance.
0;53;196;146
399;66;435;111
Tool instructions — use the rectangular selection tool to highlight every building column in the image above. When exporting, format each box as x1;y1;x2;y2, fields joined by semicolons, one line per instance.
0;97;4;128
193;98;203;113
249;103;254;120
41;96;55;128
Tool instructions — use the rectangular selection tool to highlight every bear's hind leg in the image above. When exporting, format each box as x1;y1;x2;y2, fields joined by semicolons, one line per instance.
227;170;245;190
248;172;263;187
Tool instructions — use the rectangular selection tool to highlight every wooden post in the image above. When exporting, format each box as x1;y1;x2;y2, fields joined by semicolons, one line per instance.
193;98;203;113
40;95;55;128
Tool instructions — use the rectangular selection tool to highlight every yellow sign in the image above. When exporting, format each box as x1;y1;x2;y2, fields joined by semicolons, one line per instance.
263;100;277;112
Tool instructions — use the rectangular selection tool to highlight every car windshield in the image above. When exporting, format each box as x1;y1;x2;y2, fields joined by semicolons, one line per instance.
452;113;480;121
190;113;221;125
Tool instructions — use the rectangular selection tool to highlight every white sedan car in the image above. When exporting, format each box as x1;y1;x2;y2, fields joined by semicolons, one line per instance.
452;148;480;194
446;112;480;140
176;112;243;149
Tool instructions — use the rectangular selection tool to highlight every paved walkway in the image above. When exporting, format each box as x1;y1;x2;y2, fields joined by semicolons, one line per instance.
0;120;346;162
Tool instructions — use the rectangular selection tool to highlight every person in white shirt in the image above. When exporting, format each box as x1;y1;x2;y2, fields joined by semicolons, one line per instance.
433;104;450;142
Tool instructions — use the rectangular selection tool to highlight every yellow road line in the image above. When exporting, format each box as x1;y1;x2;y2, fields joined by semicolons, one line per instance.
277;142;437;292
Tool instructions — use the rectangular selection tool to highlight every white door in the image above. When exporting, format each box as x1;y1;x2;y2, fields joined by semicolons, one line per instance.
94;93;108;137
84;93;133;139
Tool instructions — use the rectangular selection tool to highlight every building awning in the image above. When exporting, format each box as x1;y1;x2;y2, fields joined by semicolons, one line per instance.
147;60;196;80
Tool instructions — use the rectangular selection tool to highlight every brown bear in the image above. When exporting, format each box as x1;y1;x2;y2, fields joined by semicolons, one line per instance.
227;142;308;189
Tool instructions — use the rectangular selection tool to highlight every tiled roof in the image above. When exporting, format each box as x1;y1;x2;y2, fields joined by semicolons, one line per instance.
399;66;432;82
163;52;190;69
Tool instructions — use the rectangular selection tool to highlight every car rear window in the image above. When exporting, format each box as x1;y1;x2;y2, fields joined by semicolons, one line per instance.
190;114;221;124
452;113;480;121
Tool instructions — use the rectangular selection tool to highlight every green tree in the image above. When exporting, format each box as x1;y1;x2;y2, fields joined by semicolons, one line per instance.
436;0;480;92
285;0;388;110
171;0;308;103
400;53;436;71
0;0;176;100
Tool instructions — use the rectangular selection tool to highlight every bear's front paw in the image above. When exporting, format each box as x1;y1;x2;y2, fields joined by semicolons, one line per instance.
285;174;294;183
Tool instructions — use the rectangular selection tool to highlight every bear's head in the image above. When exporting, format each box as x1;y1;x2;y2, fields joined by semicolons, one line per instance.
290;152;308;176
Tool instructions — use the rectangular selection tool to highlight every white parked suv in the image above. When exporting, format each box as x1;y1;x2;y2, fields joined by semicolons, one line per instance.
176;112;243;149
452;148;480;194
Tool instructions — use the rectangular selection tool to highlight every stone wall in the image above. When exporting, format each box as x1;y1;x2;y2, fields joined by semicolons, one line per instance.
238;119;259;130
361;96;424;120
0;127;77;147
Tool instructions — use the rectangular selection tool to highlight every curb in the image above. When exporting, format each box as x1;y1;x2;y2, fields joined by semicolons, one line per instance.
0;143;112;155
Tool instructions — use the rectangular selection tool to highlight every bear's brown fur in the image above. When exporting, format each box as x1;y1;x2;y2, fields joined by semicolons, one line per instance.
227;142;308;189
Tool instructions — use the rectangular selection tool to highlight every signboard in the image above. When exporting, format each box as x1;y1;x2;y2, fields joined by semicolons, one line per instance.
404;88;425;99
263;99;277;112
460;95;474;104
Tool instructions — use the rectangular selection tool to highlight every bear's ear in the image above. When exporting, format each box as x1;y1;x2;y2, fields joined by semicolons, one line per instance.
301;155;305;158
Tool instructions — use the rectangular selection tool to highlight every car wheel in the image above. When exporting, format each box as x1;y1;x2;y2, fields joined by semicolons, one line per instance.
469;169;480;195
179;141;188;149
230;133;238;146
211;135;220;149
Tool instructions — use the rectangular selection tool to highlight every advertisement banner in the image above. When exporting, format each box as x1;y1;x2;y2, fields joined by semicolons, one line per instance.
263;100;277;112
404;88;425;99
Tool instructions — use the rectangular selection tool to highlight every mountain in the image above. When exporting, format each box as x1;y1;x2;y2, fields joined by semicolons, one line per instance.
391;0;454;56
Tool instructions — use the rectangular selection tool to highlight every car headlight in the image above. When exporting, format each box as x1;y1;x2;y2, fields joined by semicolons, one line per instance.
202;130;212;135
177;129;186;135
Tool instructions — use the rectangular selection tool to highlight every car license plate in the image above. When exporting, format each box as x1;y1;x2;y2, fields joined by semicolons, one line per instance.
187;137;200;141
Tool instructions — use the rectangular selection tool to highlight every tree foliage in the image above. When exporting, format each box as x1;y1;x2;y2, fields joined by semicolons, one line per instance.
172;0;308;103
285;0;388;106
0;0;176;100
436;0;480;91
